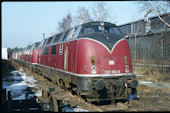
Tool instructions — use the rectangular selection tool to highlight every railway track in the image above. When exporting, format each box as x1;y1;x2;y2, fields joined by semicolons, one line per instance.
11;60;141;112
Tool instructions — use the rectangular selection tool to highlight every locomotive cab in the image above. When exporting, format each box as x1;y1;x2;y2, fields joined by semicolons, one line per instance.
75;21;138;102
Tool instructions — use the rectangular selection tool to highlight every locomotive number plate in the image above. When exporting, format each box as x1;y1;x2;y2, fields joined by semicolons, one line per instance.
105;70;120;74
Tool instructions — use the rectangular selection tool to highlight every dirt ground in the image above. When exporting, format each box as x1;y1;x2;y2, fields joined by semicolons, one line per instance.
2;60;100;112
129;66;170;111
128;84;170;111
2;59;170;111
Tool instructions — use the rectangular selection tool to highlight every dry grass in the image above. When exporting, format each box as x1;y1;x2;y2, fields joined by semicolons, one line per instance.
133;66;170;83
130;65;170;111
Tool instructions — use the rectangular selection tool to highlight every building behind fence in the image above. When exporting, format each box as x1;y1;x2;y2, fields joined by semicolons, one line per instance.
118;13;170;70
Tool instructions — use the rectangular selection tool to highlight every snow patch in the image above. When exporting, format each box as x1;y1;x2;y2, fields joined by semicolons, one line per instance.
135;74;147;77
73;107;89;112
2;67;41;100
35;90;42;97
139;81;153;84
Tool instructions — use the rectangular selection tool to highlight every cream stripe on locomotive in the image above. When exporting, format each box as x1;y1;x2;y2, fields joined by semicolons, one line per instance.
36;63;133;78
76;37;126;54
41;37;126;54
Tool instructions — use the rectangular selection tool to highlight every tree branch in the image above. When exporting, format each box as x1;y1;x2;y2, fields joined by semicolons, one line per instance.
151;9;170;27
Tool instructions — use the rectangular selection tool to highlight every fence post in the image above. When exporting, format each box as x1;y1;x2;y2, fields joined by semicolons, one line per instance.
7;91;13;112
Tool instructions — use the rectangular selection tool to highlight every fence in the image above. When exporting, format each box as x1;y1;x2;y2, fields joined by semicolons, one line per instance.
118;13;170;71
127;31;170;69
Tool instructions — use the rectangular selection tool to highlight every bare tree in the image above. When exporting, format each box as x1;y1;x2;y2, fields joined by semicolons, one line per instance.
56;2;117;33
92;1;110;22
137;1;170;27
57;11;73;33
73;6;93;26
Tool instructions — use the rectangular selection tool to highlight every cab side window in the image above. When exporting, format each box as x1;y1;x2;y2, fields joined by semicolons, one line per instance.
72;26;81;38
65;26;82;40
53;34;62;43
46;37;53;45
62;30;70;41
51;45;56;55
44;47;49;55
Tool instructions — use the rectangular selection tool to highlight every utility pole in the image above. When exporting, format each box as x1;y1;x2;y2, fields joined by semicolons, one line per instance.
43;33;45;40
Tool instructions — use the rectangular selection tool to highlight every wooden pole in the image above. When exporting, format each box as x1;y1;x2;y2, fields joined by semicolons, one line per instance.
7;91;13;112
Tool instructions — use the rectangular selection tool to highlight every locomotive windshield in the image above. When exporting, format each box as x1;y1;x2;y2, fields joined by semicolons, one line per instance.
81;22;122;36
78;22;124;50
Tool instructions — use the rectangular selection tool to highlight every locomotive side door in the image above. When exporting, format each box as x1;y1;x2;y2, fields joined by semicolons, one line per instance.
64;43;68;71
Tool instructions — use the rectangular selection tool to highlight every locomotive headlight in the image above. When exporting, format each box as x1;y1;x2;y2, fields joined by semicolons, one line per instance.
125;69;129;73
91;69;97;74
91;56;96;65
91;56;97;74
91;66;97;74
125;64;129;73
124;56;128;64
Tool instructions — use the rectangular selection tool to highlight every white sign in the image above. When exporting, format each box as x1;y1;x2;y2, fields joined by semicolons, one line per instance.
2;48;8;60
108;60;115;65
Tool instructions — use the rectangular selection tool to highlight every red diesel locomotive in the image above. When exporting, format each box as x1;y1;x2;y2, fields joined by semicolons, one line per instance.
12;21;138;103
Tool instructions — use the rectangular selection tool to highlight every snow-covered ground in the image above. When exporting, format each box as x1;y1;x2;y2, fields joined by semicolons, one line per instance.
135;74;170;89
139;80;170;89
2;67;89;112
2;67;42;100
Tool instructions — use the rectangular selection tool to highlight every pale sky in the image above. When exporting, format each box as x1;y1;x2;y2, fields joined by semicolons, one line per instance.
2;1;145;48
